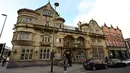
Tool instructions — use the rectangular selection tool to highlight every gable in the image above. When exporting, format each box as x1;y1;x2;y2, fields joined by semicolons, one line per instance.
89;20;103;34
35;3;59;16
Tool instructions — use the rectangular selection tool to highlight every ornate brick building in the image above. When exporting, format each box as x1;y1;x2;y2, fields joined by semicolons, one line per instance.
7;2;108;68
124;38;130;56
102;24;128;59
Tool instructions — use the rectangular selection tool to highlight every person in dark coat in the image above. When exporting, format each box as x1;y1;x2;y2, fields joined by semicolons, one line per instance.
105;56;109;63
2;57;7;67
66;51;72;67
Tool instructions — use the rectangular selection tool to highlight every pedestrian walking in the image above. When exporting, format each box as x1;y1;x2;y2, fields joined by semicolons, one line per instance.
2;57;7;67
68;57;72;67
63;56;68;73
66;51;72;67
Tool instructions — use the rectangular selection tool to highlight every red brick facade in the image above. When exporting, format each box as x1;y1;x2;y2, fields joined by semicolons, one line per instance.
102;23;125;48
102;23;128;59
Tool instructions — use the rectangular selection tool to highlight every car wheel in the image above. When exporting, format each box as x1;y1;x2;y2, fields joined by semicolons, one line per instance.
105;65;108;69
92;66;96;71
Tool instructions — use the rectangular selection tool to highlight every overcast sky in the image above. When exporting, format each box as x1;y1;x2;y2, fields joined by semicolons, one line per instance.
0;0;130;48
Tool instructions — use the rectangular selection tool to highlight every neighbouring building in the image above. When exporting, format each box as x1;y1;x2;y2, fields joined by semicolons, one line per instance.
124;38;130;57
7;2;108;68
102;24;129;59
0;43;5;56
0;43;11;62
3;46;11;57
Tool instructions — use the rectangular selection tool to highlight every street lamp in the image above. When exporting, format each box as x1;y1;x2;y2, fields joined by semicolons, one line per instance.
0;14;7;38
0;14;7;62
50;2;59;72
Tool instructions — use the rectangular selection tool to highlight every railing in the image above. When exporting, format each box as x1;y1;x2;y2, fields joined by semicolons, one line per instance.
89;33;105;38
63;43;75;48
12;39;35;45
74;43;85;48
55;42;86;48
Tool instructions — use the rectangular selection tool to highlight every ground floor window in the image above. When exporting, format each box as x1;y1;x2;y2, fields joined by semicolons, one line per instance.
76;51;84;59
39;48;50;60
75;51;85;63
21;48;33;60
92;47;104;58
109;50;128;59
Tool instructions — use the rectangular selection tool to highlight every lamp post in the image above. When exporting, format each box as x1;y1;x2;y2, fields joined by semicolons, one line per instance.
0;14;7;38
50;2;59;72
0;14;7;62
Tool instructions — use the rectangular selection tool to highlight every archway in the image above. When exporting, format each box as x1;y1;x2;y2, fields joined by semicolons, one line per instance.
76;36;85;44
63;35;74;44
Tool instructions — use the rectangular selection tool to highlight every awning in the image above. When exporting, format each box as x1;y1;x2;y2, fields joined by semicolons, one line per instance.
108;48;127;50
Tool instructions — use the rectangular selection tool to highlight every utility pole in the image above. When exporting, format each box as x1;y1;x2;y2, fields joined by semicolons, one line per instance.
0;14;7;38
50;1;59;72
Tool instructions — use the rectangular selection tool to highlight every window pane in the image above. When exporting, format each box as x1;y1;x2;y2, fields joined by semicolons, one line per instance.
21;54;24;60
26;49;29;52
25;33;29;40
40;54;42;59
59;38;61;42
44;49;46;52
42;38;44;41
30;49;33;53
48;38;50;42
21;32;25;40
47;49;49;53
22;49;25;53
43;54;46;59
24;18;28;22
45;37;47;42
29;54;32;59
25;54;28;60
76;55;78;58
47;54;49;59
40;49;43;53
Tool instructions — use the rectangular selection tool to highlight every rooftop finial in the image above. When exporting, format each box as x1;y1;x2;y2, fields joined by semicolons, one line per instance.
104;22;107;27
110;24;113;28
116;26;119;30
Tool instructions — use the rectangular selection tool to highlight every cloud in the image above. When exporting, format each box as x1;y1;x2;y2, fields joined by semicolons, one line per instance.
78;0;95;13
74;0;130;38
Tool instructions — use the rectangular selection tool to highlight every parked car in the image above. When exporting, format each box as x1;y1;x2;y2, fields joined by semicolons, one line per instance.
106;59;127;68
83;59;108;71
122;59;130;66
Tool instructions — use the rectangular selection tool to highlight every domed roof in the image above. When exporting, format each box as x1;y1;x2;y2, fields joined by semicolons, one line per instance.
55;16;65;23
18;8;40;15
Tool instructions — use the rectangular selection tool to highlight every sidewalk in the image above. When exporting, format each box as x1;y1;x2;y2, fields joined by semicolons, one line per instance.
0;63;86;73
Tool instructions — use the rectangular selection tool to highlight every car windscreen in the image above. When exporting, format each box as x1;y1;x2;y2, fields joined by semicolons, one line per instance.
91;59;102;63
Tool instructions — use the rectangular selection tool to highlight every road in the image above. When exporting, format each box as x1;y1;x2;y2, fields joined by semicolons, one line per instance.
0;63;130;73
